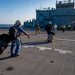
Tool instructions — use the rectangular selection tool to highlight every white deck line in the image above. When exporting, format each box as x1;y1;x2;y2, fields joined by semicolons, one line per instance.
41;37;75;42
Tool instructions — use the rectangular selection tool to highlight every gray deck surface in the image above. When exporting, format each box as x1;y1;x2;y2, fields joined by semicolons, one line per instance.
0;29;75;75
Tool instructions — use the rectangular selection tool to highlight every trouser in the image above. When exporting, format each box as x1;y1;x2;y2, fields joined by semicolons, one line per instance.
47;34;55;42
54;28;57;32
10;37;21;56
62;28;65;32
36;28;40;34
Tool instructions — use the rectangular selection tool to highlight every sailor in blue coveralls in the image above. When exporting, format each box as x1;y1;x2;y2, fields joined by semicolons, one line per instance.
10;20;30;57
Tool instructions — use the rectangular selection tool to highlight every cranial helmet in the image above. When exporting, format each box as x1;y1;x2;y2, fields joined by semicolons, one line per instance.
15;20;21;25
49;22;52;24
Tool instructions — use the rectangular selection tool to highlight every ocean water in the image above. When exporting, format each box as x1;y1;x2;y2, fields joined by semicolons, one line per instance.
0;24;23;28
0;24;13;27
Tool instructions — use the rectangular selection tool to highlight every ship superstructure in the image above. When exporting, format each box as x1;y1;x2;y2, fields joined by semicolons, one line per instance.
24;0;75;27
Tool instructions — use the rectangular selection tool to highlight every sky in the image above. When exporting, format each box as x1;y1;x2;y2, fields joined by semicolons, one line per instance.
0;0;57;24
